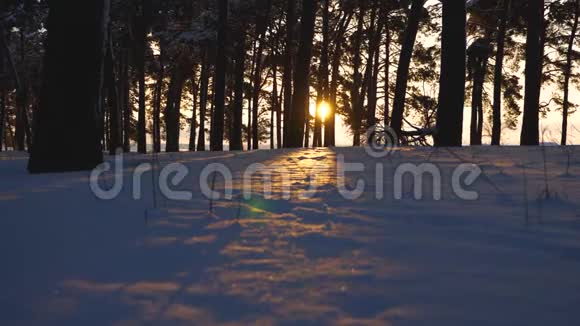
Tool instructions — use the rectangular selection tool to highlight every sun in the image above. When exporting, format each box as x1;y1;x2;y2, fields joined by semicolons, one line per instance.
318;101;330;122
309;101;331;122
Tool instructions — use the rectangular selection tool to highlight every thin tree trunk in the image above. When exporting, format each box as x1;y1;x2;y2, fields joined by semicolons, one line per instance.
136;0;150;154
276;82;283;149
520;0;543;146
15;30;26;151
304;107;310;147
315;0;330;148
106;31;122;154
247;40;257;150
351;0;367;146
469;36;490;146
384;29;390;126
491;0;509;146
286;0;317;148
391;0;423;137
561;0;579;146
165;59;188;152
251;0;272;150
211;0;228;151
0;25;5;152
136;40;147;153
325;13;352;147
0;91;4;152
28;0;108;172
121;48;131;152
435;0;467;147
251;38;265;149
366;3;385;129
271;65;279;149
0;23;31;151
153;44;164;153
231;28;245;151
282;0;295;147
197;48;210;151
189;66;198;151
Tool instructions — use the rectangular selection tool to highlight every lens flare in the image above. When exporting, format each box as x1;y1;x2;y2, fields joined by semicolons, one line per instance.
310;101;331;121
318;101;330;122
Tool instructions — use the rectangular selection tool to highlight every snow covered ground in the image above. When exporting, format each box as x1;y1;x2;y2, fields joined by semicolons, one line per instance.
1;146;580;325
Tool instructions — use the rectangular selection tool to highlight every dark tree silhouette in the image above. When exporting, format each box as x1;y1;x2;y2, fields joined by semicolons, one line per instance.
492;0;509;146
105;33;122;154
314;0;330;148
390;0;423;137
28;0;108;173
211;0;228;151
286;0;316;148
197;49;210;152
561;0;579;145
136;0;151;154
520;0;544;146
435;0;467;147
231;22;246;151
282;0;295;148
350;0;367;146
0;27;4;151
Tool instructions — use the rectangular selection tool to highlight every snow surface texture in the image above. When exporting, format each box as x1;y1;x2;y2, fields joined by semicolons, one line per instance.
1;147;580;325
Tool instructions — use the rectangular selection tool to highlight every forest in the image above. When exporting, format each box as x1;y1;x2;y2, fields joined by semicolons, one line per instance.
0;0;578;172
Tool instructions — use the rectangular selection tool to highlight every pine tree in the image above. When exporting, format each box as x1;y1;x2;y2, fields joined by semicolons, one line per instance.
391;0;423;137
211;0;228;151
286;0;317;148
28;0;109;173
520;0;544;146
435;0;467;147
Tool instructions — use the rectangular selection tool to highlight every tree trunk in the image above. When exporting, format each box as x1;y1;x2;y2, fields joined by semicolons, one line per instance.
28;0;108;173
211;0;228;151
250;0;272;150
247;40;257;150
271;64;279;149
1;23;31;151
231;28;245;151
366;3;385;129
384;28;391;126
286;0;317;148
276;82;283;149
282;0;296;147
561;0;579;146
520;0;544;146
0;26;5;152
136;41;147;153
0;91;4;152
350;0;367;146
105;31;122;154
469;36;490;146
251;39;265;150
315;0;330;148
325;13;352;147
197;48;210;152
391;0;423;137
153;44;164;153
121;49;131;152
491;0;509;146
136;0;151;154
165;68;184;152
189;67;198;151
435;0;467;147
14;22;29;151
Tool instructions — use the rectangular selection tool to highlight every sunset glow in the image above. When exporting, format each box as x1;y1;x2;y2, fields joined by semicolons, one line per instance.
309;101;331;122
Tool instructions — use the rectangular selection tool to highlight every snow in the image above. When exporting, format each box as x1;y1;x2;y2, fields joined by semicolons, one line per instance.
1;147;580;325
